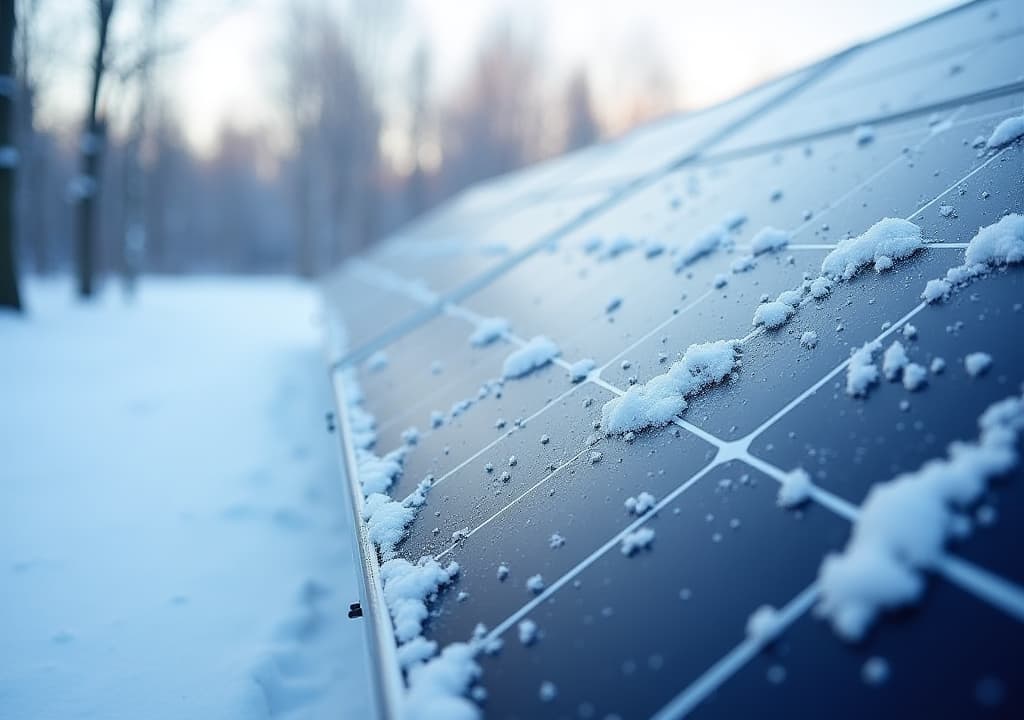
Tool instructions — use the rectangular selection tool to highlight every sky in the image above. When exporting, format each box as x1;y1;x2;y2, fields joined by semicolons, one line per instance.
38;0;962;159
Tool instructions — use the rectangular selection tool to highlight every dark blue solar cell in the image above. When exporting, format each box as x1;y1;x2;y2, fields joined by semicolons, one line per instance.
749;267;1024;584
383;363;594;502
688;577;1024;719
325;4;1024;717
396;383;619;560
412;424;719;642
711;12;1024;154
323;267;426;352
810;0;1024;94
351;312;516;452
466;460;849;720
368;191;610;298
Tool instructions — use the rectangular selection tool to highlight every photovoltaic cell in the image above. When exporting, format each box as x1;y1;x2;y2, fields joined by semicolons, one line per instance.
325;2;1024;717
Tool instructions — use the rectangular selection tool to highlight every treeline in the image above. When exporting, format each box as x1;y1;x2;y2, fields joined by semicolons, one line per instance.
8;0;676;298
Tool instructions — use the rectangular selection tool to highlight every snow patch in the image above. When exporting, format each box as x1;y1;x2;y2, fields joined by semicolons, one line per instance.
746;605;783;642
777;468;813;508
753;301;794;330
363;493;416;559
986;112;1024;148
750;227;791;255
469;317;510;347
675;226;727;269
600;340;740;434
922;215;1024;302
404;642;481;720
800;331;818;349
846;341;882;397
518;620;538;646
965;352;992;377
625;491;657;515
620;527;656;555
568;357;596;383
816;392;1024;641
902;363;928;391
821;218;923;281
502;336;560;379
380;557;460;644
853;124;876;145
882;341;909;381
731;255;756;273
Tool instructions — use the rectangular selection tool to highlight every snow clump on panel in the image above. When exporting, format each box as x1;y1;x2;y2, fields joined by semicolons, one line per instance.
964;352;992;377
403;642;481;720
363;493;416;559
598;236;636;260
469;317;510;347
675;226;727;270
800;331;818;349
518;620;538;646
397;636;439;671
846;340;882;397
750;226;792;255
502;336;560;379
723;211;747;230
881;341;909;381
380;557;460;644
821;218;923;281
985;110;1024;148
343;369;482;715
600;340;740;434
921;214;1024;303
777;468;813;508
815;392;1024;641
625;491;657;515
731;255;756;273
853;124;876;145
568;357;596;383
902;363;928;391
620;527;656;555
746;605;783;642
752;300;794;330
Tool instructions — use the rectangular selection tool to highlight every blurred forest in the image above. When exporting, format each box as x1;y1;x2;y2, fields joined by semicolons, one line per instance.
0;0;680;307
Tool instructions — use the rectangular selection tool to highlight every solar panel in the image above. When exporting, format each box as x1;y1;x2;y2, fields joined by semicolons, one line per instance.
325;2;1024;717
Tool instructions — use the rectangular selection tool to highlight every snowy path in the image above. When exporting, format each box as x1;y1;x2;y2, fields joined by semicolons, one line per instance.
0;280;370;720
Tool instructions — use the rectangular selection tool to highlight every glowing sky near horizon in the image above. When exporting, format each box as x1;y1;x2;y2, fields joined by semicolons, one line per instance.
39;0;960;158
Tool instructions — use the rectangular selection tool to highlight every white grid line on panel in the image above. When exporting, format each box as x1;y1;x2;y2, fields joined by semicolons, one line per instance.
365;142;1021;626
776;242;971;251
335;78;975;368
418;383;584;495
480;459;724;645
433;443;596;562
464;144;1024;685
595;289;717;373
340;102;1023;714
908;145;1008;220
650;582;821;720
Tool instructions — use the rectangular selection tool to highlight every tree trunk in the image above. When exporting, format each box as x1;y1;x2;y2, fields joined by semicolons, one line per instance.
0;0;20;311
75;0;114;299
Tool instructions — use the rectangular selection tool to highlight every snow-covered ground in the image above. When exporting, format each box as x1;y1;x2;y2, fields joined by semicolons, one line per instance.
0;279;370;720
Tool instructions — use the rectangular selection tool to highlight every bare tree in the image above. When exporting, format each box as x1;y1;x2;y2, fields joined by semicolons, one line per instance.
439;20;544;196
282;3;380;273
73;0;114;299
563;69;600;151
0;0;19;310
404;40;432;218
